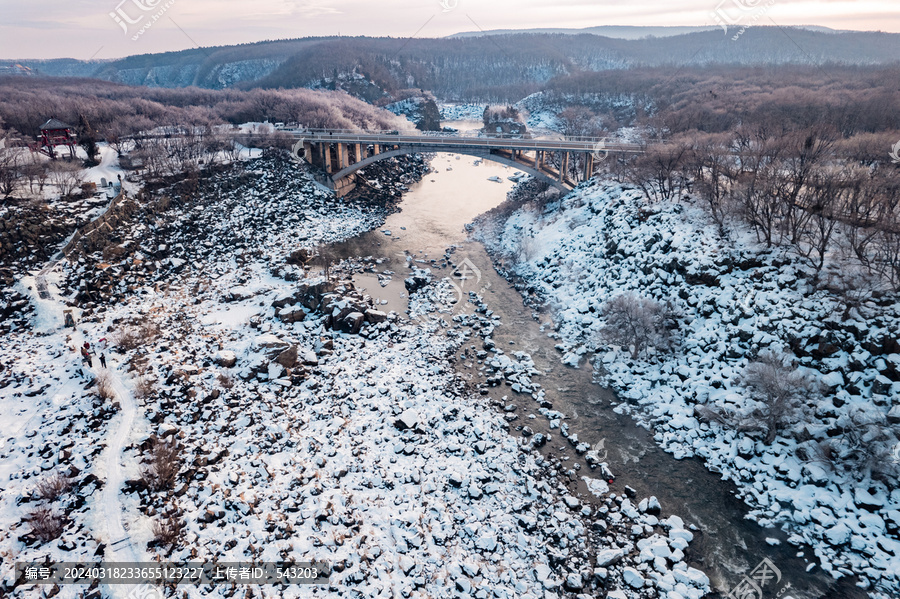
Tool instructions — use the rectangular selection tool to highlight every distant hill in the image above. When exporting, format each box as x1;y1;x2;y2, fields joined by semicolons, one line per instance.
448;25;842;39
1;27;898;101
450;25;720;39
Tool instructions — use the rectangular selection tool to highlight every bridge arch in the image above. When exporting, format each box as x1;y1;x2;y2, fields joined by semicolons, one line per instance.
327;145;571;193
304;142;574;195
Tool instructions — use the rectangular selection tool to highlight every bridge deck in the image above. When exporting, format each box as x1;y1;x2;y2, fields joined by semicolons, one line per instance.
290;129;642;154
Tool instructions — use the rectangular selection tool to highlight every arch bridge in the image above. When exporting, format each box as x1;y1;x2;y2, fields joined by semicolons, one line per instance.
289;129;643;197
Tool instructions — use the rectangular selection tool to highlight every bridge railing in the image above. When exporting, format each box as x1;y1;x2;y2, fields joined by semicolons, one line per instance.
287;127;642;147
289;129;644;153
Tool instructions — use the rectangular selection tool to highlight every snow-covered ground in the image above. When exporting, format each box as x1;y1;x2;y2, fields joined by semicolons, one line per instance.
439;104;486;122
514;93;562;132
1;155;711;599
475;180;900;598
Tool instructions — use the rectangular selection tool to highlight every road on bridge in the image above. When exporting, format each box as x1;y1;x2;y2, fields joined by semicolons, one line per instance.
288;129;644;154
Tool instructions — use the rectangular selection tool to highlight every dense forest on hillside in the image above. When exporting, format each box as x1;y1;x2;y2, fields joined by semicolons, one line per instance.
544;65;900;134
0;78;409;142
5;28;900;101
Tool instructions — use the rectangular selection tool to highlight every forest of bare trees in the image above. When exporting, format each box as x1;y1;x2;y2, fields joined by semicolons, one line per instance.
533;65;899;290
0;77;408;144
0;78;410;199
603;126;900;290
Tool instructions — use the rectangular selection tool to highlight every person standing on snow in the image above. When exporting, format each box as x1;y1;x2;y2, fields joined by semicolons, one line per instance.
81;346;93;368
99;353;107;368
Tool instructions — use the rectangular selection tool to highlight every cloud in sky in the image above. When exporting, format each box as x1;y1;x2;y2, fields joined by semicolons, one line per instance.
0;0;897;59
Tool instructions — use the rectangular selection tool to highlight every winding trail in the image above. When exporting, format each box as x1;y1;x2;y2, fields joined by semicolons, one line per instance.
31;225;143;599
100;368;140;561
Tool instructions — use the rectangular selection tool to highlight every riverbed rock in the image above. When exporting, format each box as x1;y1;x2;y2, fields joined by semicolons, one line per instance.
404;268;432;293
622;567;645;588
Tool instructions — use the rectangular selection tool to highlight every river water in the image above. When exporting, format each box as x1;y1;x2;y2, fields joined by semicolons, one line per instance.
327;137;865;599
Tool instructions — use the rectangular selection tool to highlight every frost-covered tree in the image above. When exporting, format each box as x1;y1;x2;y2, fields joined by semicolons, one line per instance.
739;350;818;444
808;405;900;482
598;292;678;359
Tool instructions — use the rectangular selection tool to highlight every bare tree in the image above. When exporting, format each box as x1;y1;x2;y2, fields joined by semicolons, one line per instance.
558;106;603;138
48;161;83;198
141;438;181;492
808;406;900;482
598;292;678;359
739;350;818;444
626;141;689;202
820;268;883;320
869;226;900;290
689;132;734;231
734;131;783;247
26;507;66;543
797;166;842;274
94;370;116;401
776;128;834;246
113;317;160;351
133;373;156;400
34;471;73;502
0;148;22;198
152;510;184;549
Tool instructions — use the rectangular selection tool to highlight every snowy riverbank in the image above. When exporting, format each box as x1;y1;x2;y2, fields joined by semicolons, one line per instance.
474;180;900;598
1;155;711;599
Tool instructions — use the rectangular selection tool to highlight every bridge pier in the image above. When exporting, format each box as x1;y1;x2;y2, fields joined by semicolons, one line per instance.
332;175;356;197
583;152;593;181
322;144;332;172
559;152;569;183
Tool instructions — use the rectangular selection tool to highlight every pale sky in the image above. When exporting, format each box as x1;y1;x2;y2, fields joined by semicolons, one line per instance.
0;0;898;60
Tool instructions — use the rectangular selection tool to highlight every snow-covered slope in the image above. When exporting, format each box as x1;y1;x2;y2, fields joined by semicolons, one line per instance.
476;180;900;598
1;157;711;599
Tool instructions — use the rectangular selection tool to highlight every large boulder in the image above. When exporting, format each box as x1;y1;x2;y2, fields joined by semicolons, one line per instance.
274;346;298;369
213;350;237;368
296;280;337;311
404;268;432;293
336;311;365;335
365;309;388;324
277;305;307;324
252;334;290;359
